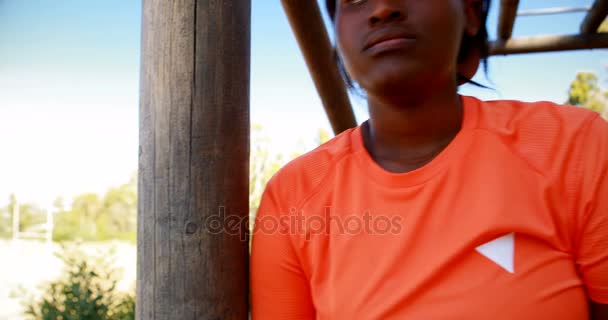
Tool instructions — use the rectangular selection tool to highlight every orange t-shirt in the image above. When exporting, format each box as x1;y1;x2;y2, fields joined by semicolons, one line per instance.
250;96;608;319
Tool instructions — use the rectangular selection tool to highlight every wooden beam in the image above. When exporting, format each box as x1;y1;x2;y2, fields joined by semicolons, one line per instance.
490;33;608;55
581;0;608;34
498;0;520;40
138;0;250;319
281;0;357;135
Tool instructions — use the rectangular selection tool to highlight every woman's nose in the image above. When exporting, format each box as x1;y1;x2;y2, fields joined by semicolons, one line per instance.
369;0;405;27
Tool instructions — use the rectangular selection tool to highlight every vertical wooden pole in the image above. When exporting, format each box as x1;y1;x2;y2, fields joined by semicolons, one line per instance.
138;0;250;319
497;0;520;40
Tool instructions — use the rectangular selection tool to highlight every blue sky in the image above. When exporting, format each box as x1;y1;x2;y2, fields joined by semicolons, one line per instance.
0;0;606;205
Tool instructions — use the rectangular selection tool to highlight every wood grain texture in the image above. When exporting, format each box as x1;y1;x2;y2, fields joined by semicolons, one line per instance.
581;0;608;34
138;0;250;319
497;0;520;40
281;0;357;135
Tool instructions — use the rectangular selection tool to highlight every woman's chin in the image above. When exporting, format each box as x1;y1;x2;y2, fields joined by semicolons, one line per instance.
363;71;431;98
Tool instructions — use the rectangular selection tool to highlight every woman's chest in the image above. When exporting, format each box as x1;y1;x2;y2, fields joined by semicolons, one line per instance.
304;230;587;319
294;170;586;319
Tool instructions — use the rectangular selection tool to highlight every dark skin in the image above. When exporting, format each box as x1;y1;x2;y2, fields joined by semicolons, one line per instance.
335;0;476;173
333;0;608;317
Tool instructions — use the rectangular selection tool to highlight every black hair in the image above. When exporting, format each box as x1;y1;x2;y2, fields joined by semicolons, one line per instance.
325;0;491;90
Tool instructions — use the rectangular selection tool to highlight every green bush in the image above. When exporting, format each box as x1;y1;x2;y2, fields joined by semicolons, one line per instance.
23;245;135;320
53;174;137;243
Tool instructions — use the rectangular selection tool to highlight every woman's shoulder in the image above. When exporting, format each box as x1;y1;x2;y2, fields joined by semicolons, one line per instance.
473;98;600;135
265;126;359;205
471;96;606;177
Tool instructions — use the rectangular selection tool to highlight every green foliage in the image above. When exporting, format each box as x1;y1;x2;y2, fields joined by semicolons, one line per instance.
249;125;284;222
18;204;47;232
248;125;333;235
53;174;137;242
0;205;10;238
566;72;599;106
315;128;331;146
599;18;608;33
0;194;48;239
23;245;134;320
1;174;137;242
566;72;607;119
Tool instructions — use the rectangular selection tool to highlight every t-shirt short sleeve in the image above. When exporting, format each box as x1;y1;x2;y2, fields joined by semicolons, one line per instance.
574;115;608;304
250;176;316;319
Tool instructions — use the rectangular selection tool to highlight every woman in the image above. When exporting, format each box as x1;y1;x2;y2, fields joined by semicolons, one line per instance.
251;0;608;318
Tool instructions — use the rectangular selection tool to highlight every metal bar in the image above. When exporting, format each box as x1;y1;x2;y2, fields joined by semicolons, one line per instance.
490;33;608;55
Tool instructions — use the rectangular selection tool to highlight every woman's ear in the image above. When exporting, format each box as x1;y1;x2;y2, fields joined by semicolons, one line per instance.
457;0;484;85
463;0;483;36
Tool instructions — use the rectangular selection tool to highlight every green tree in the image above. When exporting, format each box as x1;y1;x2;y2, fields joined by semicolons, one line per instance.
249;125;284;223
0;194;48;239
0;205;10;238
53;173;137;242
248;125;333;228
98;173;137;241
53;193;103;242
567;72;599;106
566;72;607;118
17;203;47;234
315;128;331;145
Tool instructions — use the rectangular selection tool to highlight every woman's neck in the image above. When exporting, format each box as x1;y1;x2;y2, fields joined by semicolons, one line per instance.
363;84;463;173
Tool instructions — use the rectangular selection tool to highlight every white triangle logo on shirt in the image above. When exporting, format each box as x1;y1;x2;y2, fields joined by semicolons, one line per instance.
475;233;515;273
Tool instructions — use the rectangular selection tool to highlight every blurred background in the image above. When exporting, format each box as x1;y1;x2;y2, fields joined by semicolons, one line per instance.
0;0;606;319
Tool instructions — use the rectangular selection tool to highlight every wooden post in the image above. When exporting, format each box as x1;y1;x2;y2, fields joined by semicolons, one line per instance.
581;0;608;34
281;0;357;135
138;0;250;319
497;0;520;40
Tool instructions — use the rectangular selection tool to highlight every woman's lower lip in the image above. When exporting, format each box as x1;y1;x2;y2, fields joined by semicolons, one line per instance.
367;38;416;53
